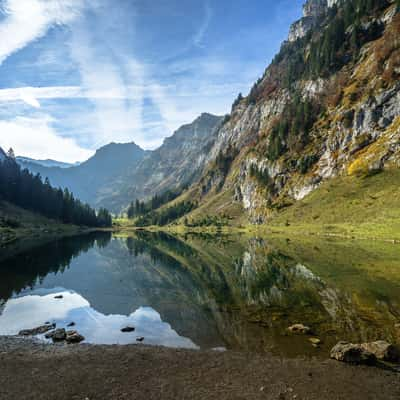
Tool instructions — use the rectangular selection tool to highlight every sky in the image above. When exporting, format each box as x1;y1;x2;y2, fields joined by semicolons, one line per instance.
0;0;303;162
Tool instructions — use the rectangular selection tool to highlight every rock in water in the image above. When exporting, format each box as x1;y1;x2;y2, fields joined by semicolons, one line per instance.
288;324;311;334
136;337;144;342
18;325;54;336
54;295;63;299
66;330;85;344
67;322;75;327
330;341;377;365
121;326;135;333
360;341;400;362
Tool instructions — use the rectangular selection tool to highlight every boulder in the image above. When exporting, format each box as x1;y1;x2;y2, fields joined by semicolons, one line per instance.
330;341;377;365
360;341;400;362
18;325;54;336
45;328;67;342
288;324;311;334
66;330;85;344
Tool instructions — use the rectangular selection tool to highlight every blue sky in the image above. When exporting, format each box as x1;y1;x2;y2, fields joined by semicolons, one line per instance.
0;0;303;162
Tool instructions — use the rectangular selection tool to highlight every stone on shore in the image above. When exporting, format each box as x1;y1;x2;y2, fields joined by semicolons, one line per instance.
66;330;85;344
330;341;377;365
45;328;67;342
18;325;54;336
360;341;400;362
288;324;311;334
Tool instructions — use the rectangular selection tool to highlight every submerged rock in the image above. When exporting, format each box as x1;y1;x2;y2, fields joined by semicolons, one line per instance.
360;341;400;362
288;324;311;334
330;341;377;365
18;325;54;336
121;326;135;333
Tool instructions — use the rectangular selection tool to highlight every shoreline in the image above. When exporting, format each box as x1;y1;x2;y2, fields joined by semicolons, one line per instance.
0;336;399;400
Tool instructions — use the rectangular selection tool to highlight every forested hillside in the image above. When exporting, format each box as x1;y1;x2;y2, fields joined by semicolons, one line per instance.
0;148;111;228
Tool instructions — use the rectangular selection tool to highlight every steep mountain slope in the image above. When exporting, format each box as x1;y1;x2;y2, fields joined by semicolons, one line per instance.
109;113;223;208
178;0;400;227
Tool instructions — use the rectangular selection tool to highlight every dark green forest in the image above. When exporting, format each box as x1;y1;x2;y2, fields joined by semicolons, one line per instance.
0;150;112;227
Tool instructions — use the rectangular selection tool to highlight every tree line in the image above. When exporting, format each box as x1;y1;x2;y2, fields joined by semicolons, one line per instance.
127;187;184;219
0;149;112;227
135;200;197;227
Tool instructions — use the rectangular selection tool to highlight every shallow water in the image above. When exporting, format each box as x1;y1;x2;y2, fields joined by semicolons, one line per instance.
0;231;399;357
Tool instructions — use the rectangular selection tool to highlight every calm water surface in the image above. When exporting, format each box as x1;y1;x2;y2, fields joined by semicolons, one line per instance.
0;231;399;357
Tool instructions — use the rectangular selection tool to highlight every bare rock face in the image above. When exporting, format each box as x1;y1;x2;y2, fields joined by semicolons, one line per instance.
330;341;377;365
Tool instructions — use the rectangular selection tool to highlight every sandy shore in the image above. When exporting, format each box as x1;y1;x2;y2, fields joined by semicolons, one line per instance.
0;336;399;400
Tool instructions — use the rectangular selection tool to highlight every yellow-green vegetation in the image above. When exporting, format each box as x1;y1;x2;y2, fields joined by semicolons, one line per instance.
268;169;400;241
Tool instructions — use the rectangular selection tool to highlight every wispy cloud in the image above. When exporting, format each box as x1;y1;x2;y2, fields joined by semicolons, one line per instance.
0;0;85;65
193;2;212;48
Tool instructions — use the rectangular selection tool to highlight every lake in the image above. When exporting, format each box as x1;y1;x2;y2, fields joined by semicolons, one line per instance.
0;231;399;357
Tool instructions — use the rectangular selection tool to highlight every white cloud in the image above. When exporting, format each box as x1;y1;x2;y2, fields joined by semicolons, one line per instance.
0;115;93;162
0;0;85;65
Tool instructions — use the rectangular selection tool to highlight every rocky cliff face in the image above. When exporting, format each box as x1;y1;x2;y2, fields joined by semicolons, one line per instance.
187;0;400;224
288;0;339;42
110;113;223;209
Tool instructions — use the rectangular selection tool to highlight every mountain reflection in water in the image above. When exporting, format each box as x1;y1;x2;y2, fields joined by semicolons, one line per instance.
0;231;399;357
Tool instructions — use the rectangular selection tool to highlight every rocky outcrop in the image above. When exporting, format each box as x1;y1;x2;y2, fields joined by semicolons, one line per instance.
288;0;336;42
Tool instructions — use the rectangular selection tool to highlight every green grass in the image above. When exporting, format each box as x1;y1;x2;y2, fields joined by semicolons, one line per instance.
267;169;400;241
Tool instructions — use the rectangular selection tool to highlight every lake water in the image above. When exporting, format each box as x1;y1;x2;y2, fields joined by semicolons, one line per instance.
0;231;399;357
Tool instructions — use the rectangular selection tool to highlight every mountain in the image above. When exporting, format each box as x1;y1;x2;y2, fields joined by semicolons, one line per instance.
164;0;400;229
105;113;224;210
20;142;147;211
19;113;222;212
0;147;6;162
16;157;79;169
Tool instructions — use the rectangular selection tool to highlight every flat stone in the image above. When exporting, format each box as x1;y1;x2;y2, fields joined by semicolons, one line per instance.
121;326;135;333
18;325;54;336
